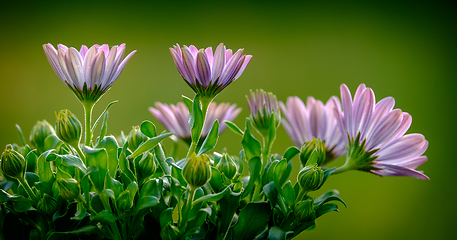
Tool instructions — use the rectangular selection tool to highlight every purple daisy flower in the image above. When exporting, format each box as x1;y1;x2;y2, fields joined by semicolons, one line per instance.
169;43;252;99
280;96;346;163
43;43;136;103
334;83;429;180
149;102;241;144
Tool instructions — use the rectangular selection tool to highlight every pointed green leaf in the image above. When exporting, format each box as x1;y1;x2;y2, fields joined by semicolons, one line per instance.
97;111;109;145
242;157;261;199
130;132;172;159
232;202;271;240
90;210;118;225
315;203;339;218
182;95;193;111
190;95;203;143
263;182;277;208
224;121;244;136
241;118;261;161
15;124;26;146
314;189;347;208
136;196;159;212
140;120;156;138
282;181;295;207
268;226;294;240
197;120;219;155
98;135;119;178
273;160;292;192
159;208;174;229
59;154;87;173
91;100;118;132
193;185;231;205
283;146;300;161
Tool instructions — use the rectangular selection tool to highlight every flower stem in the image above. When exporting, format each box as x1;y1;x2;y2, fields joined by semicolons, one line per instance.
155;143;171;176
18;177;38;203
179;186;196;229
333;157;355;175
82;101;95;147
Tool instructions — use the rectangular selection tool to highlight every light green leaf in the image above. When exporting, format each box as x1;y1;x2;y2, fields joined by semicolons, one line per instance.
241;157;261;199
182;95;193;112
85;147;108;192
140;120;156;138
224;121;244;136
90;210;118;225
59;154;87;173
136;196;159;212
282;181;295;207
197;120;219;155
15;124;26;146
193;185;231;205
241;118;261;161
283;146;300;161
98;136;119;178
91;100;118;132
130;132;172;159
189;95;203;144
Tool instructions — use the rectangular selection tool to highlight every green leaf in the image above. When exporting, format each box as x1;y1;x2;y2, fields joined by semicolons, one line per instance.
104;175;123;199
15;124;26;146
315;203;339;218
159;208;174;229
268;226;294;240
314;189;347;208
97;111;109;145
140;120;157;138
91;100;118;132
189;95;203;144
305;150;319;167
232;202;271;240
263;182;277;208
182;95;193;111
223;120;244;136
241;118;261;161
71;201;88;220
273;160;292;192
242;157;261;199
193;185;231;205
282;181;295;207
37;151;54;183
322;167;336;186
59;154;87;173
130;132;172;159
197;120;219;155
140;179;161;200
90;210;118;225
47;226;101;238
13;200;35;212
283;146;300;161
136;196;160;212
44;134;62;152
218;192;242;240
85;147;108;192
98;135;119;178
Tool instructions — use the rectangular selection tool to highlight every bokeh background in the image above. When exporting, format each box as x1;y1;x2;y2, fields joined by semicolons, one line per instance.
1;0;455;239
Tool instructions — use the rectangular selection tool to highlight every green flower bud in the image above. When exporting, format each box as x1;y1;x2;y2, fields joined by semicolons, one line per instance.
116;190;133;216
299;138;326;166
182;153;211;189
127;126;148;151
216;153;237;180
297;164;324;192
0;145;26;179
160;223;180;240
138;152;157;178
38;193;58;216
294;199;314;222
30;120;55;153
57;178;81;201
246;89;281;134
55;110;82;147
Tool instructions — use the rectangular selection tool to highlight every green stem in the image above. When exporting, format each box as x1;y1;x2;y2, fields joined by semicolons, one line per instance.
296;188;307;202
82;101;95;147
155;143;171;176
333;157;355;175
18;177;38;203
179;186;196;229
185;96;213;160
74;144;86;165
99;196;122;240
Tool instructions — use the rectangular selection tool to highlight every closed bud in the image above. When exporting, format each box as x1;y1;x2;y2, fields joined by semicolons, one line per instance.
55;110;82;147
57;178;81;201
246;89;281;134
300;138;326;166
216;153;237;180
294;199;314;222
127;126;148;151
138;152;157;177
297;164;324;192
116;190;133;216
0;145;26;179
30;120;55;152
182;153;211;189
38;193;58;216
160;223;180;240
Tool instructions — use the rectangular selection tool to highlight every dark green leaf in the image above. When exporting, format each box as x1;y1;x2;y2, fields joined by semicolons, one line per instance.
315;203;339;218
190;95;203;144
71;201;88;220
193;185;231;205
232;202;271;240
159;208;174;229
283;146;300;161
241;118;261;161
130;132;172;159
263;182;277;209
268;226;294;240
91;100;118;132
218;192;242;240
59;154;87;173
242;157;261;199
282;181;295;207
197;120;219;155
91;210;118;225
136;196;160;212
140;120;157;138
273;159;291;192
98;135;119;178
314;189;347;208
85;147;108;192
224;121;244;136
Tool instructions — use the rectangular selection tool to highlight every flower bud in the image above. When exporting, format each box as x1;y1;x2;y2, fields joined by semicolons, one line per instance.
294;198;314;222
116;190;133;216
38;193;58;216
55;110;82;147
0;145;26;179
160;223;180;240
127;126;148;151
30;120;55;152
182;153;211;189
57;178;81;201
246;89;281;134
299;138;326;166
297;164;324;192
216;153;237;180
138;152;157;178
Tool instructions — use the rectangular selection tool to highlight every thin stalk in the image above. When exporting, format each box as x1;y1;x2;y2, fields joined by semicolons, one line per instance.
333;156;354;175
295;188;307;202
155;143;171;176
82;101;95;147
74;144;86;165
179;186;196;229
18;177;38;203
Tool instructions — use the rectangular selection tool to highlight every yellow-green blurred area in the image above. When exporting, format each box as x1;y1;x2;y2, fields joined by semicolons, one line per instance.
1;0;455;239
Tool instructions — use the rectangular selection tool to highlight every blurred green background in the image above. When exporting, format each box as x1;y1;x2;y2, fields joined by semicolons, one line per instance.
1;0;455;239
